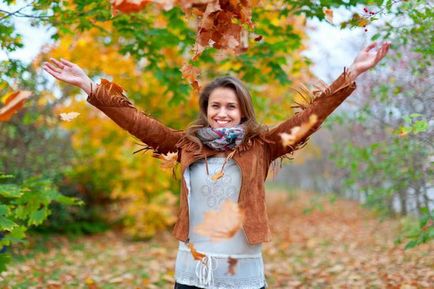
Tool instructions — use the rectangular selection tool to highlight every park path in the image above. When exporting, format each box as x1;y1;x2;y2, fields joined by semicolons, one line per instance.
1;191;432;288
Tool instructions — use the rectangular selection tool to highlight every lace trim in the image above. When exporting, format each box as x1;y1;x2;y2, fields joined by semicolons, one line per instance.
176;272;266;289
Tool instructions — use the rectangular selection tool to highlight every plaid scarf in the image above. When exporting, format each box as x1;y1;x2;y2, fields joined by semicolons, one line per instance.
196;125;245;151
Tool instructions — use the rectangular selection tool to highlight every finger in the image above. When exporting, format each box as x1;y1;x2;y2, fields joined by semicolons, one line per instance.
50;58;65;69
375;44;388;63
364;42;377;52
42;64;61;79
44;62;62;73
60;58;74;67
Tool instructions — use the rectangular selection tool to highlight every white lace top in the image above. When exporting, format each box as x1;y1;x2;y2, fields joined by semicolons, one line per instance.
174;157;266;289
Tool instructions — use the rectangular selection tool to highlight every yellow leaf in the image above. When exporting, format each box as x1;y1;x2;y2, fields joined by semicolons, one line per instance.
211;170;224;181
59;112;80;122
0;90;32;122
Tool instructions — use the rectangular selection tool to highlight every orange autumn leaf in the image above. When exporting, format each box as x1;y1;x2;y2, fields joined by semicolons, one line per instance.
180;63;201;94
323;8;333;24
227;257;238;275
110;0;151;16
0;90;32;122
194;199;244;241
187;242;206;261
279;114;318;147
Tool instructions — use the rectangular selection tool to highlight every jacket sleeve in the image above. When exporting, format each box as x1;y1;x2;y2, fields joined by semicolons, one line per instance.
266;67;357;161
86;78;183;155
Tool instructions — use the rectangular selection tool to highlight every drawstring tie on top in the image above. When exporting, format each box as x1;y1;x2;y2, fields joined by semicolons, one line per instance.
195;255;218;287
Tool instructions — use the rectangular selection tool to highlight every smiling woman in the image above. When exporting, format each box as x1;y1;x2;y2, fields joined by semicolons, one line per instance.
207;87;242;129
42;41;390;289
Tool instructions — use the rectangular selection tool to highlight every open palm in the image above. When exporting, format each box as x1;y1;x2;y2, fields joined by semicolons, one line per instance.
42;58;90;88
351;42;391;75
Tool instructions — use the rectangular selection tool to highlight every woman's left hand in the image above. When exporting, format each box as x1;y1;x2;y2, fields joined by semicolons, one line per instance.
348;41;391;81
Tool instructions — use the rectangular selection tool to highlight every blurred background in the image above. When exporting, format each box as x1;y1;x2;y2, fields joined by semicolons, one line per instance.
0;0;432;288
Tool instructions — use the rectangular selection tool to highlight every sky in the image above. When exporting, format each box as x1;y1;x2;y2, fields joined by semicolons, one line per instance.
0;1;376;82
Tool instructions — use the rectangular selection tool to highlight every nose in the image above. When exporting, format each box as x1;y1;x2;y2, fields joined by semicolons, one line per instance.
217;107;228;117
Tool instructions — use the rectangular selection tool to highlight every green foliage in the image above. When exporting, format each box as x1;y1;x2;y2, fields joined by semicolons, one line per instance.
0;0;377;104
326;0;433;250
370;0;433;68
399;113;429;135
0;173;83;273
395;207;434;250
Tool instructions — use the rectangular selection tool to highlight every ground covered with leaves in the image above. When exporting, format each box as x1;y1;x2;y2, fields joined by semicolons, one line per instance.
1;192;432;289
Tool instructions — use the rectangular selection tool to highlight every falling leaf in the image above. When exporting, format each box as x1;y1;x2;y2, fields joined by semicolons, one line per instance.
194;199;244;241
153;151;178;169
59;112;80;122
0;90;32;122
180;63;201;93
189;0;255;59
211;170;224;181
323;8;333;24
227;257;238;275
110;0;151;16
279;114;318;147
187;242;206;261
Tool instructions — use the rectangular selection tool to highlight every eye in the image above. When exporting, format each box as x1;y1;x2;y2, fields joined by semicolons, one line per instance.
212;104;219;109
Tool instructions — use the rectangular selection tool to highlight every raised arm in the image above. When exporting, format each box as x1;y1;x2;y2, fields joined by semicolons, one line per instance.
267;42;391;161
42;58;183;155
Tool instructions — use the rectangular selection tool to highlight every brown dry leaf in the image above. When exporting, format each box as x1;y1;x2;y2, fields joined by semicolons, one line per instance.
59;112;80;122
0;90;32;122
187;242;206;261
227;257;238;276
153;151;178;169
194;199;244;241
323;8;333;24
279;114;318;147
110;0;151;16
190;0;254;59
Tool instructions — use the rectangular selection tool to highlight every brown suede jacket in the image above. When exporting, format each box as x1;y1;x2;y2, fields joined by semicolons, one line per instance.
87;68;356;245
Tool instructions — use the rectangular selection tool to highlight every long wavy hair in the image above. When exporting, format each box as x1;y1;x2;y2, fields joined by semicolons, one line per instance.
183;76;267;150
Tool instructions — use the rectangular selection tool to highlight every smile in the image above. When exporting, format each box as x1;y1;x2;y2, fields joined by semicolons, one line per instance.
215;119;231;124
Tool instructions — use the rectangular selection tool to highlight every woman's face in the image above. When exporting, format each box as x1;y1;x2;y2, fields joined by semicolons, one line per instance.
207;87;243;129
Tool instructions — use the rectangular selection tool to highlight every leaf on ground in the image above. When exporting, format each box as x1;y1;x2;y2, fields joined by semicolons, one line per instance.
0;91;32;122
194;199;244;241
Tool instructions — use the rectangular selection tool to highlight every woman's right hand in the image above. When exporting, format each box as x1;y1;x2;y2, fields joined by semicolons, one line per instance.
42;58;95;95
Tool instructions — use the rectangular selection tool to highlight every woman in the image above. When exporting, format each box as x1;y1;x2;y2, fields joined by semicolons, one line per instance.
43;41;390;289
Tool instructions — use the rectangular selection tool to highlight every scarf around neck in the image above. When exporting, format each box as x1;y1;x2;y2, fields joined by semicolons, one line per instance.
196;125;245;151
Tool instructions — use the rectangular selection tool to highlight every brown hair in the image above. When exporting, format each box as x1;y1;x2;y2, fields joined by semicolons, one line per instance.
183;76;267;150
